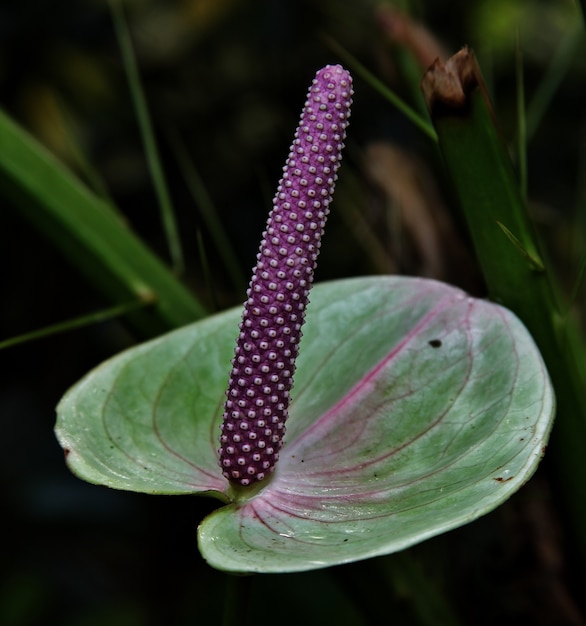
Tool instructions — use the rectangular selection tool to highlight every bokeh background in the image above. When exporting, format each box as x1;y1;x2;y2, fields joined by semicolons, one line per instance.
1;0;585;624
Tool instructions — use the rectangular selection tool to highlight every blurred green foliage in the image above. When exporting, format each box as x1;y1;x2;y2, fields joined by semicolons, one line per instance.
1;0;585;624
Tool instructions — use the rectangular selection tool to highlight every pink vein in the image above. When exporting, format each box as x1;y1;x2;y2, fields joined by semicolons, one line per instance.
284;291;464;456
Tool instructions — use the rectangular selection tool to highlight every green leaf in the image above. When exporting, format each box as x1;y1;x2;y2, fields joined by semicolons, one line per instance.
0;107;206;336
55;276;554;573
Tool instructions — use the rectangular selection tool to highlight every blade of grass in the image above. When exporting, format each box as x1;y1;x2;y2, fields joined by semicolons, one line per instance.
324;34;438;142
109;0;184;274
167;128;247;295
196;228;219;312
566;252;586;314
335;167;395;274
495;220;543;271
526;25;584;142
0;107;206;337
422;48;586;565
571;121;586;268
565;118;586;319
515;33;528;204
37;89;116;206
0;299;153;351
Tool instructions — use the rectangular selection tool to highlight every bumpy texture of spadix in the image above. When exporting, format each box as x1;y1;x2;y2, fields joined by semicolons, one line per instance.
219;65;353;485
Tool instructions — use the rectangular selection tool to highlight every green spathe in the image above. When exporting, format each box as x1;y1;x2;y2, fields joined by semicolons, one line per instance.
55;276;554;573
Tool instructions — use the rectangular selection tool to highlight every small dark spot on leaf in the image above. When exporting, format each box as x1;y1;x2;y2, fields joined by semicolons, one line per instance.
63;448;70;457
343;538;348;542
494;476;514;483
541;446;547;455
519;437;525;442
428;339;442;348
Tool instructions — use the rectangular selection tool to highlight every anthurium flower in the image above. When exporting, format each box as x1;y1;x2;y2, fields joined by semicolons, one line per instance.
55;65;554;574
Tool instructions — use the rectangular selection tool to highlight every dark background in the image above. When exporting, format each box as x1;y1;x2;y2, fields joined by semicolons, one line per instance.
1;1;585;624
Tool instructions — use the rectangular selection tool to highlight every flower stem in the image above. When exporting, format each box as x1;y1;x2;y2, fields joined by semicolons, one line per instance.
221;574;253;626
